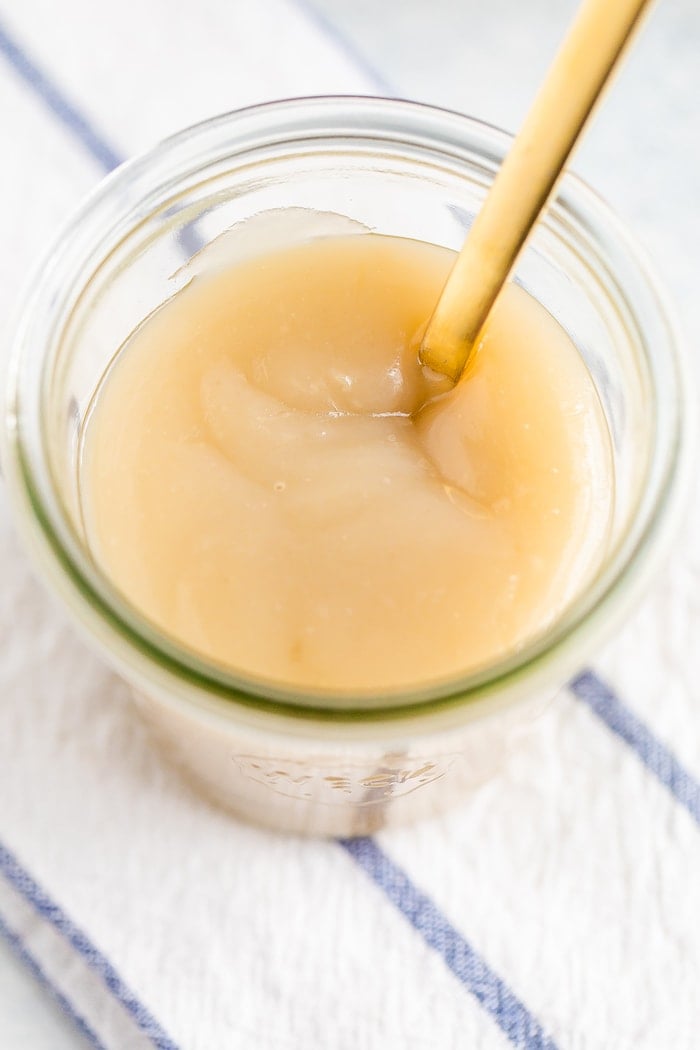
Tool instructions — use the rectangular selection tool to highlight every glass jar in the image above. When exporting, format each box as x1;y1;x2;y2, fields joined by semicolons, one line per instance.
2;97;691;835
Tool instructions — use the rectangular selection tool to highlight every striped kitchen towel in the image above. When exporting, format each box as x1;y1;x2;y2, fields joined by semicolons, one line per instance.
1;0;699;1047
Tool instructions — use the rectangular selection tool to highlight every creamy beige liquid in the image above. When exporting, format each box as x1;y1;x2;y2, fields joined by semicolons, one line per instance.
81;233;611;691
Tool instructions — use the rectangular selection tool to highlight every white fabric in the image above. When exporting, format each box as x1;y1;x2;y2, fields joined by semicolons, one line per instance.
1;1;699;1048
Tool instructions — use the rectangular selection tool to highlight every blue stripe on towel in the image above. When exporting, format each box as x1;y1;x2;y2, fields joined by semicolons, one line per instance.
0;843;180;1050
0;18;121;172
289;0;395;95
571;670;700;826
0;912;108;1050
340;837;560;1050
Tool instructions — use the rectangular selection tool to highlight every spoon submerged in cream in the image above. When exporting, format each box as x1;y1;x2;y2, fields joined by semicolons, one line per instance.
419;0;654;382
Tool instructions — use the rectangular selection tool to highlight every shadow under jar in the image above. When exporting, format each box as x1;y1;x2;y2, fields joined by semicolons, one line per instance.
3;97;691;836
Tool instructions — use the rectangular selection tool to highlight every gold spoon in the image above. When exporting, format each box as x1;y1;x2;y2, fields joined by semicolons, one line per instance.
419;0;654;382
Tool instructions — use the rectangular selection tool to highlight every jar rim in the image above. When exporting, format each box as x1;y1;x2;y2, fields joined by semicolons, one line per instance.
4;95;693;724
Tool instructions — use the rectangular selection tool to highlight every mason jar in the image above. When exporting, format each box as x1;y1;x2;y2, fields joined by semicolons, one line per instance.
2;97;691;835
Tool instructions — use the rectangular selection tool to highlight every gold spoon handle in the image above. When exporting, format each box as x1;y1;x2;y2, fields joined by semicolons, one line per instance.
420;0;654;382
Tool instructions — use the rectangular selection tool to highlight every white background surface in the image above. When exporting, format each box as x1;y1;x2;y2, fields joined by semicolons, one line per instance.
0;0;698;1046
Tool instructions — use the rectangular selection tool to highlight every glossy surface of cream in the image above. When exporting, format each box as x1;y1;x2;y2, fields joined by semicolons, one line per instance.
81;234;611;690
